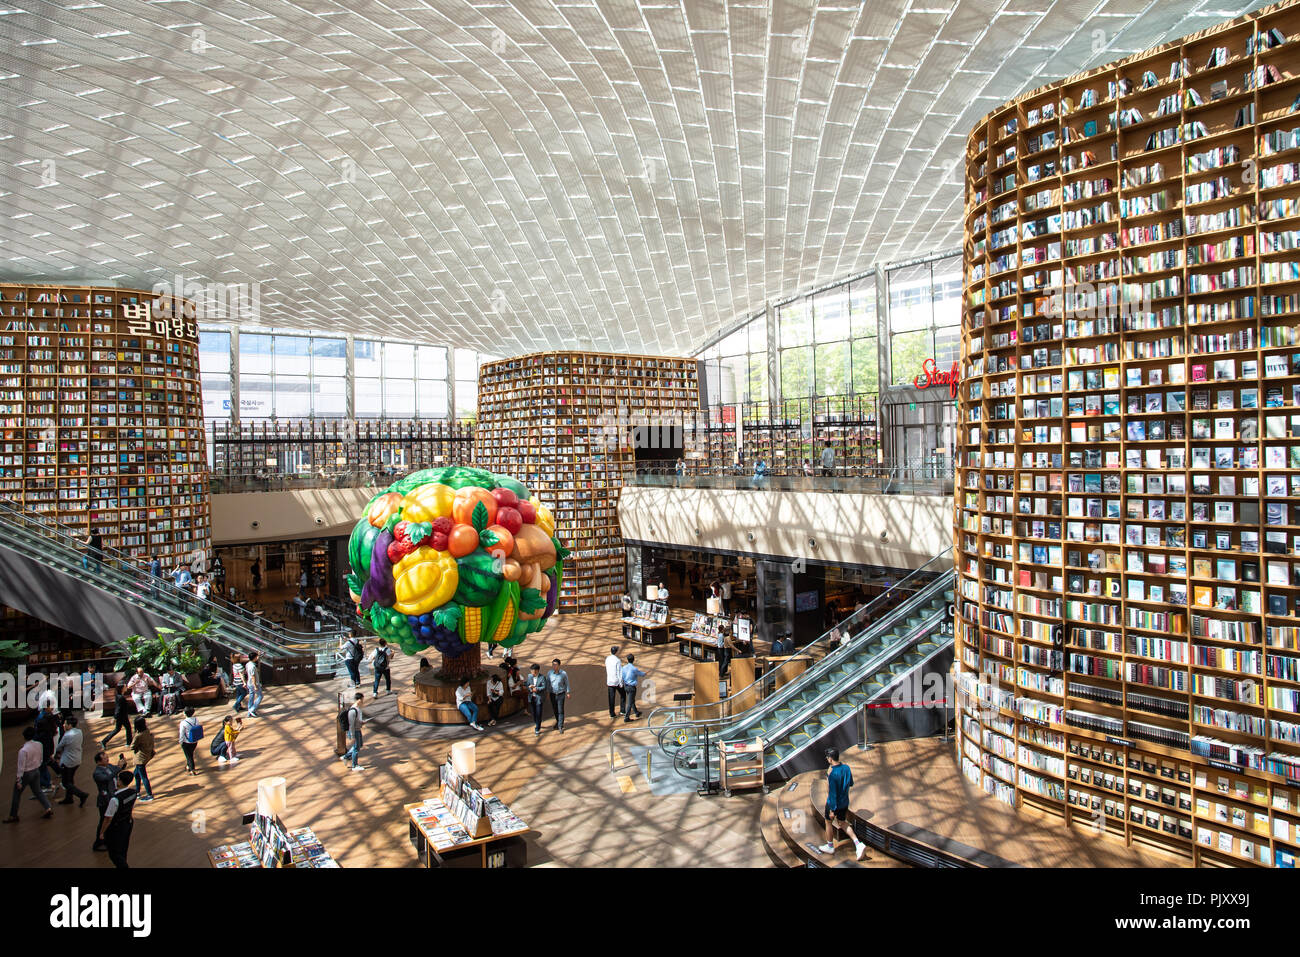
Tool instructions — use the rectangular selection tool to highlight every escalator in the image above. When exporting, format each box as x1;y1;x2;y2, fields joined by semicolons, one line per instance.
641;550;954;786
0;499;351;678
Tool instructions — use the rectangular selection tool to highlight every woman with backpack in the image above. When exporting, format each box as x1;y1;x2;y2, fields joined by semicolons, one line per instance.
178;707;203;776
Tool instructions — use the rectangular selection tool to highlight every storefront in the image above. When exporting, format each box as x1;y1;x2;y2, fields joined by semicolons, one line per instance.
879;379;958;484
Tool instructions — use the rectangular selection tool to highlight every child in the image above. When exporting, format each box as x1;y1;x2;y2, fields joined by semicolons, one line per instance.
217;715;244;764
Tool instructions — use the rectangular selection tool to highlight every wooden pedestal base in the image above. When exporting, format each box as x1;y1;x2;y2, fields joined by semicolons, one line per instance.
397;668;523;725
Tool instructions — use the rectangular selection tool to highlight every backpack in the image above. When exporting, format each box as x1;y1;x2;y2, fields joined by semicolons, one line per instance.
208;728;226;756
346;639;363;661
337;706;356;734
183;718;204;744
374;646;390;670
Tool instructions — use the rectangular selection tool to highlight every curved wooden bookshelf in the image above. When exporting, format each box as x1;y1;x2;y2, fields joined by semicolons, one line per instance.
956;0;1300;867
0;283;210;566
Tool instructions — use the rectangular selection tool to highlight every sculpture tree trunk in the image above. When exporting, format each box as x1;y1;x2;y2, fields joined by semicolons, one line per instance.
441;643;482;682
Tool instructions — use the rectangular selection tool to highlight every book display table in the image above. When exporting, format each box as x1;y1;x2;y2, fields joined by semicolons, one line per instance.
208;817;338;868
405;758;530;868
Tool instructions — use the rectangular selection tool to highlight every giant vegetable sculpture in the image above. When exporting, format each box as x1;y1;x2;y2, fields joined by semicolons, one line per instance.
346;466;568;679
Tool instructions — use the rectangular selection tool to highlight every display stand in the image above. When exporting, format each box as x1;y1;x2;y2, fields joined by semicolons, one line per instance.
208;814;338;868
405;757;530;868
620;599;673;645
719;737;768;797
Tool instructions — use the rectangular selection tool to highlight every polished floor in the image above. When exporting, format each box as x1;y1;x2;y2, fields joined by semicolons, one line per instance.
0;612;770;868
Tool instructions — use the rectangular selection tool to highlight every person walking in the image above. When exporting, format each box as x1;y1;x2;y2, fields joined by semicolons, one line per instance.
341;693;365;770
130;717;155;802
54;715;89;807
525;664;547;736
342;634;365;688
102;685;135;750
91;750;125;850
456;678;485;731
546;658;571;734
245;652;264;717
178;707;203;776
230;653;249;712
370;638;393;696
3;728;54;822
815;747;867;860
124;667;158;716
484;672;505;727
620;654;647;722
33;699;61;792
97;770;138;869
604;645;625;718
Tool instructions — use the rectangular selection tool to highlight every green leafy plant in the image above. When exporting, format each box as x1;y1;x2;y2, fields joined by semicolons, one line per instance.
0;638;28;677
111;617;210;675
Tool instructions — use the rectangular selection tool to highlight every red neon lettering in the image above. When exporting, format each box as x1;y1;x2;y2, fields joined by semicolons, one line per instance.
913;358;961;398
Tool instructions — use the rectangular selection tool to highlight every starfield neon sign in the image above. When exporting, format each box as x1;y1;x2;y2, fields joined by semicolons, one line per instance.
913;358;961;398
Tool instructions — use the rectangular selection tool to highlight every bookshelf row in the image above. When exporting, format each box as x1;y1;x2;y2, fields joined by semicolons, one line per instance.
0;285;209;565
476;352;700;613
956;0;1300;867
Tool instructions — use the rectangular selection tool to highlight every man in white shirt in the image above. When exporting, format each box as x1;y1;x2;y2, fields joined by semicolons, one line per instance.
54;715;89;806
820;444;835;476
245;652;264;718
4;728;53;821
604;645;625;719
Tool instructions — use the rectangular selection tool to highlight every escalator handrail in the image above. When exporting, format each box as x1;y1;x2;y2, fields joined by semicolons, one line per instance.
698;571;953;744
645;547;952;731
0;500;348;658
754;600;952;752
0;498;351;643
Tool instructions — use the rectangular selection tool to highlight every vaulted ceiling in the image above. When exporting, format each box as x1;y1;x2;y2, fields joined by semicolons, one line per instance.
0;0;1271;355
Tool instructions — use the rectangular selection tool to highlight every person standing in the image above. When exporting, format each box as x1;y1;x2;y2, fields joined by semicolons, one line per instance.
484;672;505;727
620;654;647;722
54;715;89;807
130;717;155;802
816;747;867;860
720;578;732;614
250;557;262;591
230;653;249;712
546;658;571;734
456;678;485;731
3;728;54;822
245;652;264;718
84;529;104;575
124;667;158;716
147;554;163;598
820;443;835;477
178;707;203;776
97;770;138;869
33;700;61;792
342;634;364;688
91;750;125;850
620;592;633;616
604;645;625;719
370;638;392;696
341;693;365;770
102;688;134;748
525;664;547;736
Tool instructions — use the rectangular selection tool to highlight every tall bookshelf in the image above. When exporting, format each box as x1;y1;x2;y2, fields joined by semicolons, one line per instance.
956;0;1300;868
0;284;209;566
210;418;473;476
476;352;699;613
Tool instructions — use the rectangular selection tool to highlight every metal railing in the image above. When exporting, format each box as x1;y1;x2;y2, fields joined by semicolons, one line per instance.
209;470;394;494
629;460;953;496
0;499;351;661
607;547;952;770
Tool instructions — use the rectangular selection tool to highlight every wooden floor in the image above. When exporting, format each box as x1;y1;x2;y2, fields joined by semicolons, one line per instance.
843;738;1186;867
0;611;770;869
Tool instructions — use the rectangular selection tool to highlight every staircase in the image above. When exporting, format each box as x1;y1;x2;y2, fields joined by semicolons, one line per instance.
760;770;909;868
0;498;349;678
628;550;955;789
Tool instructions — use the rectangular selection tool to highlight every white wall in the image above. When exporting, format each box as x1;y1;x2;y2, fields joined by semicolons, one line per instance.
210;487;374;545
617;486;952;569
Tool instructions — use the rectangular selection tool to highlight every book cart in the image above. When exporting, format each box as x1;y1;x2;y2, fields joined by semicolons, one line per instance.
405;756;529;868
0;284;210;566
718;738;768;797
476;352;700;614
956;0;1300;867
